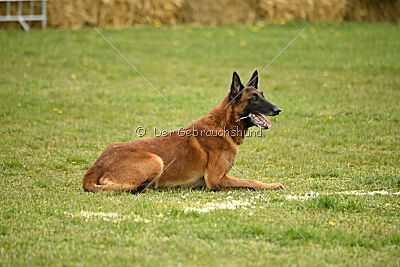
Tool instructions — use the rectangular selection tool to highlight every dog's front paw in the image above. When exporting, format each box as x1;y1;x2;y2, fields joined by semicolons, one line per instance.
269;183;284;190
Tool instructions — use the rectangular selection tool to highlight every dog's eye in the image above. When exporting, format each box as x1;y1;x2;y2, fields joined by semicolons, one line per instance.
251;94;258;100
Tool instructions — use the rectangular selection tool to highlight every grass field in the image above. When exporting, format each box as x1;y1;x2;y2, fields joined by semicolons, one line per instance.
1;22;400;266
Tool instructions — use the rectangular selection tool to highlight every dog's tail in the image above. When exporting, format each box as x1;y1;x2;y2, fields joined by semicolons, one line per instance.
82;165;103;192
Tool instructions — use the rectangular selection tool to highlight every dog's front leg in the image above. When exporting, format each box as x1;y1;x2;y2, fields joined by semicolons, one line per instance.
204;156;283;191
219;175;284;190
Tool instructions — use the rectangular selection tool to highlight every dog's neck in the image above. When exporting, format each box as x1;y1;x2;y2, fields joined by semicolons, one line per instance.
208;96;249;145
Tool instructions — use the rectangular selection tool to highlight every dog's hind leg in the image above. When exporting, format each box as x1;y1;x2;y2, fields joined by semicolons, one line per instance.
83;144;164;193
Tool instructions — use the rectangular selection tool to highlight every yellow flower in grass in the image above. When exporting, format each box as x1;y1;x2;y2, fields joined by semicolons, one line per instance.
328;115;333;120
58;110;63;114
284;129;288;133
26;61;32;67
323;71;328;77
279;18;286;25
53;108;58;112
329;27;335;33
310;27;316;34
250;26;260;33
83;61;88;66
154;22;162;28
293;80;297;85
72;161;76;164
17;103;22;108
347;84;352;89
228;30;235;36
71;73;77;79
301;33;307;39
240;40;247;47
329;221;334;226
23;72;28;78
66;131;71;135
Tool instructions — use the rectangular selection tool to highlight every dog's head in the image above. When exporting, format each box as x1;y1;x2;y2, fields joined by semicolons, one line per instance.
228;70;281;130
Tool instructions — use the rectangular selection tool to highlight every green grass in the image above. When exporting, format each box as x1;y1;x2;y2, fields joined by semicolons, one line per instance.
1;22;400;266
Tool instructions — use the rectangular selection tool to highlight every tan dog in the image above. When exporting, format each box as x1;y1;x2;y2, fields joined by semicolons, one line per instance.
83;70;283;192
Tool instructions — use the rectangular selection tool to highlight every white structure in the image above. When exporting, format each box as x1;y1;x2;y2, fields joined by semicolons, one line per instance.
0;0;46;31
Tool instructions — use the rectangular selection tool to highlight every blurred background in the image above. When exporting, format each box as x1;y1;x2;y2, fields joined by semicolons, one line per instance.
0;0;399;30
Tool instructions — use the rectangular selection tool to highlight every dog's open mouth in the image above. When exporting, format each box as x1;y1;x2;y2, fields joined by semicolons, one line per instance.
250;113;271;129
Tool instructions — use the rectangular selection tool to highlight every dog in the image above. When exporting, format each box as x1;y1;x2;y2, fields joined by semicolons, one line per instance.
83;70;283;192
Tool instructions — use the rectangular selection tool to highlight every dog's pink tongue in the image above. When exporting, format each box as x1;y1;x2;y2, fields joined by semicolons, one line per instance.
266;119;271;128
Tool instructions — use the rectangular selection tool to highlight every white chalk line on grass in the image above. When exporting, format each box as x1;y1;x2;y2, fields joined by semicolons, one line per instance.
184;190;400;213
66;191;399;222
64;211;150;223
184;199;256;213
67;199;257;222
282;190;400;201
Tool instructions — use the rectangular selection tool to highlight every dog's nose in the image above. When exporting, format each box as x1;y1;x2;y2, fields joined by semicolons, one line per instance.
273;107;281;115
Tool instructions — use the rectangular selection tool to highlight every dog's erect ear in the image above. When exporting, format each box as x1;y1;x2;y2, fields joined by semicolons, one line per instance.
247;70;258;89
230;71;244;100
